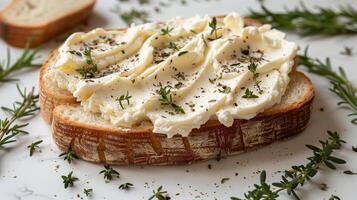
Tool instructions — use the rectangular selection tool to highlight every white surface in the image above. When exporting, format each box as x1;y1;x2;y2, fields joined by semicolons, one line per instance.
0;0;356;199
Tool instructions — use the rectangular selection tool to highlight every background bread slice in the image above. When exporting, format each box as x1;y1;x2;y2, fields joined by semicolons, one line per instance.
40;18;314;165
0;0;96;48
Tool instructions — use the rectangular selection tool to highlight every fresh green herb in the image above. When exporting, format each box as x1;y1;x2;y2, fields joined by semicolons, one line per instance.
119;182;134;191
77;47;98;79
249;3;357;36
61;171;78;189
160;27;173;36
208;17;221;40
116;91;132;109
148;186;169;200
137;0;149;4
0;42;41;83
83;188;93;197
158;85;185;114
168;41;178;50
231;130;345;200
178;51;188;56
298;47;357;124
329;195;341;200
344;170;357;175
247;63;262;93
59;148;78;164
242;88;259;99
115;8;149;25
99;165;120;182
67;50;82;57
221;177;230;184
340;46;353;56
27;140;42;156
0;85;39;147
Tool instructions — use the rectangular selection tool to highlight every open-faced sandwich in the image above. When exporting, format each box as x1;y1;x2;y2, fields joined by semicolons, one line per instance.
40;13;314;165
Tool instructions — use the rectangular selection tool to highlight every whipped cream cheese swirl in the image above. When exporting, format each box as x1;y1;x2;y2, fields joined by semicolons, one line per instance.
47;13;298;137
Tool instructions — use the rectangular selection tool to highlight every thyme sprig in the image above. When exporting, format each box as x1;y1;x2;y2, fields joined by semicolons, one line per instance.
61;171;78;189
59;148;78;164
116;91;132;109
242;88;259;99
148;186;169;200
298;47;357;124
99;165;120;182
340;46;353;56
208;17;222;40
83;188;93;197
158;85;185;114
231;130;345;200
0;85;39;147
248;63;262;93
0;43;41;83
27;140;43;156
119;182;134;191
77;47;98;79
249;3;357;36
161;27;173;36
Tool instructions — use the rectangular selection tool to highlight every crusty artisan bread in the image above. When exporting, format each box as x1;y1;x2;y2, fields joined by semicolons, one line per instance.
0;0;96;48
39;18;315;165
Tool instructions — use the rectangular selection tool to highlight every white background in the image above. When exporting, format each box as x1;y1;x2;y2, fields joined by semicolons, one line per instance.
0;0;357;199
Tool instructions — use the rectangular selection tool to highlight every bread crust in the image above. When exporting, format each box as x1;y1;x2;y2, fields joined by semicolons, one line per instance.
0;0;96;48
40;18;315;165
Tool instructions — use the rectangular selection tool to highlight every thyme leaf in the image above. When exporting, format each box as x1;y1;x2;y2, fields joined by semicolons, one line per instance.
231;130;345;200
0;85;39;147
116;91;132;109
61;171;78;189
249;3;357;36
59;148;79;164
99;165;120;182
242;88;259;99
158;85;185;114
148;186;169;200
298;47;357;125
27;140;43;156
0;42;41;83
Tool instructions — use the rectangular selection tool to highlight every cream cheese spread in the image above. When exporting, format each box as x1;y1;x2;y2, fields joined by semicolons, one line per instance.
46;12;298;137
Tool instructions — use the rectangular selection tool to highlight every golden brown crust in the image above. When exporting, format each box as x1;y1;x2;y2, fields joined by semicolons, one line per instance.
40;17;315;165
0;0;96;48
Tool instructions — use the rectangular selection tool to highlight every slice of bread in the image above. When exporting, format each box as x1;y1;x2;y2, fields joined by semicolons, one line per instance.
0;0;96;48
39;18;314;165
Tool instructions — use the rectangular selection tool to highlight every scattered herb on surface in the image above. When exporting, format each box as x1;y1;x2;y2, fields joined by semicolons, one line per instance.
340;46;353;56
247;63;262;93
77;47;98;79
221;178;230;184
168;42;178;50
0;43;41;83
61;171;78;189
27;140;43;156
112;7;149;25
249;3;357;36
59;148;79;164
242;88;259;99
178;51;188;56
344;170;357;175
84;188;93;197
116;91;132;109
148;186;169;200
161;27;173;36
158;85;185;114
119;182;134;191
100;165;120;182
231;130;345;200
298;47;357;125
0;85;39;147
